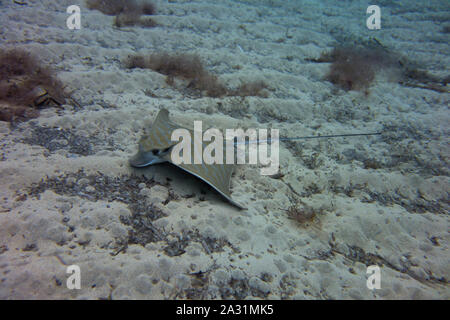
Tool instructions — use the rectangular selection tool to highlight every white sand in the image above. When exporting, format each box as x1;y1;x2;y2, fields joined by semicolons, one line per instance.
0;0;448;299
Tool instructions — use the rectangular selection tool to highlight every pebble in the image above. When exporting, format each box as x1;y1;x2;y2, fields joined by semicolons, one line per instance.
135;274;153;295
213;269;230;286
85;186;95;193
237;230;251;241
248;276;270;294
138;183;146;189
77;178;90;186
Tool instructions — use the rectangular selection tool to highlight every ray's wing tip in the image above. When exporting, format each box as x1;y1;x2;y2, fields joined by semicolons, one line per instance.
233;201;247;210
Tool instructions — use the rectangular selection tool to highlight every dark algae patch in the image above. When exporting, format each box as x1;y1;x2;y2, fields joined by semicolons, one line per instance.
27;170;164;249
21;123;120;156
26;170;239;255
22;126;98;156
27;170;159;211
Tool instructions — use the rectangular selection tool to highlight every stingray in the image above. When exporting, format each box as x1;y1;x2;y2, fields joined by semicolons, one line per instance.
129;109;381;209
129;108;246;209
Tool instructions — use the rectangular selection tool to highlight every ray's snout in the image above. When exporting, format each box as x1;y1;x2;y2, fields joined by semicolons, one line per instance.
129;150;164;167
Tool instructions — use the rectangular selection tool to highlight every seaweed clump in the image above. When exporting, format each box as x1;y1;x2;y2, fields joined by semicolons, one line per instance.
285;205;317;225
316;43;449;93
124;53;269;98
114;12;157;28
0;48;66;122
322;46;396;92
85;0;155;15
398;59;449;93
124;53;227;97
85;0;157;28
230;80;269;98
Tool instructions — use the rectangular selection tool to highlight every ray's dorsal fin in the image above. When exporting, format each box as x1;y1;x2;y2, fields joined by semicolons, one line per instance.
154;108;170;125
139;108;185;151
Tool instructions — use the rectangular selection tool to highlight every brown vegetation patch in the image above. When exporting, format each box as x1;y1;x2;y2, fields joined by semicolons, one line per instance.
86;0;157;28
0;48;67;122
124;53;269;98
317;44;448;93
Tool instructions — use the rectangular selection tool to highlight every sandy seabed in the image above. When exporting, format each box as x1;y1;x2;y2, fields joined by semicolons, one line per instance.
0;0;448;299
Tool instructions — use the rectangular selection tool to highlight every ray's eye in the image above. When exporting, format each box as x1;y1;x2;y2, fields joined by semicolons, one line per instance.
151;148;170;156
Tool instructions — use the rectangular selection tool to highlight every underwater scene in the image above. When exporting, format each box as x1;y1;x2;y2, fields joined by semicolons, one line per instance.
0;0;448;300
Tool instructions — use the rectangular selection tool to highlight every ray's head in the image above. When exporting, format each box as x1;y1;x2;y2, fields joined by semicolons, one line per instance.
129;142;172;167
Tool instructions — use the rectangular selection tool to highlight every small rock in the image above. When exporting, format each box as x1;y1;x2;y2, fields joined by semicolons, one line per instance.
213;269;230;286
249;276;270;294
85;186;95;193
138;183;147;189
135;274;153;295
237;230;251;241
77;178;90;186
149;185;169;204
